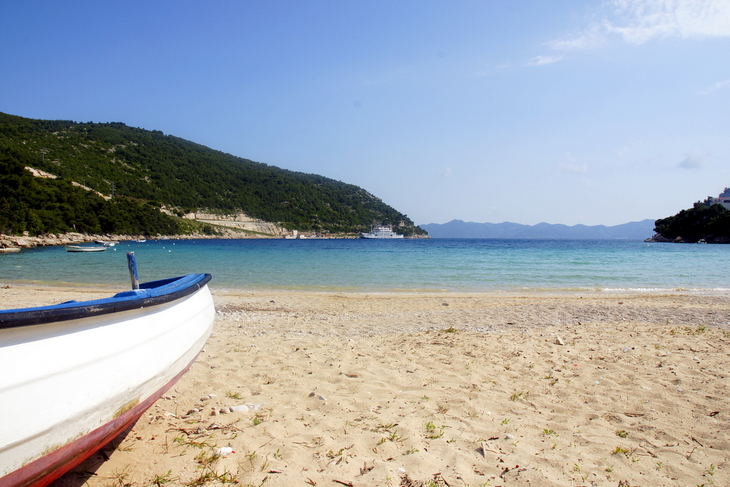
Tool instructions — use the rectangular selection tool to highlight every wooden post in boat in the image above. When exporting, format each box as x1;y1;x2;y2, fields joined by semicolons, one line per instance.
127;252;140;289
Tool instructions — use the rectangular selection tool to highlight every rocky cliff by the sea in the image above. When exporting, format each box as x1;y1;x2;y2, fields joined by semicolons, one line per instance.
0;228;276;250
645;233;730;243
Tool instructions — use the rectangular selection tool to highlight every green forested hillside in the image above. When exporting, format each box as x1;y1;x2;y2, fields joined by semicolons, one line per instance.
0;153;185;236
0;112;425;236
653;199;730;243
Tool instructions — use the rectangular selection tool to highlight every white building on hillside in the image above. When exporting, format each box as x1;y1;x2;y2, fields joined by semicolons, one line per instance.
712;187;730;210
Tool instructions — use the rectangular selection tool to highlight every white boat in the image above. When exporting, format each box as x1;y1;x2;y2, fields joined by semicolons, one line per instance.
0;272;215;487
65;245;107;252
360;226;404;239
0;248;21;253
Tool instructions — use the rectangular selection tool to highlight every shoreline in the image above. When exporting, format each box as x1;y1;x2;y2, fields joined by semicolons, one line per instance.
0;230;278;250
3;281;730;303
0;230;426;251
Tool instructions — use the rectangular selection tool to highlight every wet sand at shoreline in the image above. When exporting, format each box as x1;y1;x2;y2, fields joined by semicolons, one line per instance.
2;286;729;486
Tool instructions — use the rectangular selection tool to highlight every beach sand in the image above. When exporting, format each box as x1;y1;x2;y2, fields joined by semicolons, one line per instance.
3;286;729;486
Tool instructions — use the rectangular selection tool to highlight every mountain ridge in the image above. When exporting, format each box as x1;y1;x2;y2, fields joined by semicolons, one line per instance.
420;219;656;240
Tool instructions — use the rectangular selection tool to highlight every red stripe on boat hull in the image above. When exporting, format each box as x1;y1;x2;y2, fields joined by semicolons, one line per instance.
0;355;199;487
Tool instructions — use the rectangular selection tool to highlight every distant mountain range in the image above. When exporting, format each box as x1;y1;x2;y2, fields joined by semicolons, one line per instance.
419;219;656;240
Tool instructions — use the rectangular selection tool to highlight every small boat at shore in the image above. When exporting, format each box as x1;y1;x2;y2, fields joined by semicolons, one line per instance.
65;245;107;252
0;267;214;487
0;247;21;253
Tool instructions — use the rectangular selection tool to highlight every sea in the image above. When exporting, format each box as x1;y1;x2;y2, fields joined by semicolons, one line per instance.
1;238;729;294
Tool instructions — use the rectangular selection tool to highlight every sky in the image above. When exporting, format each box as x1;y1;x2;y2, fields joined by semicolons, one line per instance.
2;0;729;226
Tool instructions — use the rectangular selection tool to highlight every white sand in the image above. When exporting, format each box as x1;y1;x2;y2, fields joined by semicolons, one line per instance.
3;286;728;486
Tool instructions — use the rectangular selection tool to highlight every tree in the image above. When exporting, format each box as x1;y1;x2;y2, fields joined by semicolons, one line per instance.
654;202;730;242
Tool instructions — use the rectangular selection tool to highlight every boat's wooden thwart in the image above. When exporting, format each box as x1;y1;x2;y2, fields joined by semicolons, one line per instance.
0;272;215;487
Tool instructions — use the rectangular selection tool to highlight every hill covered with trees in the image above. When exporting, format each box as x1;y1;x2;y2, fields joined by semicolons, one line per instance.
0;112;425;237
652;190;730;243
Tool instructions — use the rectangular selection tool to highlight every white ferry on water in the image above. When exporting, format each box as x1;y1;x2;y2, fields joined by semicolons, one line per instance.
360;226;404;239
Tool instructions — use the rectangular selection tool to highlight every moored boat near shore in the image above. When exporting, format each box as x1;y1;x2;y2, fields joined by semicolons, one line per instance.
65;245;107;252
0;272;215;487
360;226;404;239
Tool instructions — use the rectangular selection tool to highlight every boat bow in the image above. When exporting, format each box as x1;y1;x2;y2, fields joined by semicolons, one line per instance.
0;273;215;487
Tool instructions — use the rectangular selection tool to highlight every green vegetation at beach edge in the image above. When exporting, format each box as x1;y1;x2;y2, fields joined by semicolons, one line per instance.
0;112;426;238
653;191;730;243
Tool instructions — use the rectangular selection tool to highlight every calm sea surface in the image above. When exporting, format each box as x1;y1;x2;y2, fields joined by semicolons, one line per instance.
1;239;728;293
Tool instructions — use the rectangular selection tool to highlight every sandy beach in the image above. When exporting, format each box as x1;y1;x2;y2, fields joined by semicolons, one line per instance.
3;286;729;486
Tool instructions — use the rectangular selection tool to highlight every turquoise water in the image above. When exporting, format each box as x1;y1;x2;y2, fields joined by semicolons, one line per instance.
1;239;729;293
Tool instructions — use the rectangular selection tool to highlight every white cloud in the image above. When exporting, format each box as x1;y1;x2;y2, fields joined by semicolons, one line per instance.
439;167;453;177
699;78;730;95
560;163;589;173
558;159;589;173
526;55;565;66
558;153;588;174
608;0;730;43
545;24;607;51
547;0;730;51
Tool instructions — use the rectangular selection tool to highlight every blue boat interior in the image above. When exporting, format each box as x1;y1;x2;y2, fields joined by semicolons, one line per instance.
0;273;212;329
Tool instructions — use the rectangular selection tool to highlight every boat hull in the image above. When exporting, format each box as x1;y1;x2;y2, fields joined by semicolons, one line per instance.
0;274;215;487
360;234;404;239
65;245;106;252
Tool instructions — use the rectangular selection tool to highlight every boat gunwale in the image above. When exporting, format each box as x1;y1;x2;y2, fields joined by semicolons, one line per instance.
0;273;212;329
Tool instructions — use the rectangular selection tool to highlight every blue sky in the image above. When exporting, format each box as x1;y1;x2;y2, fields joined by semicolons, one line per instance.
2;1;729;226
